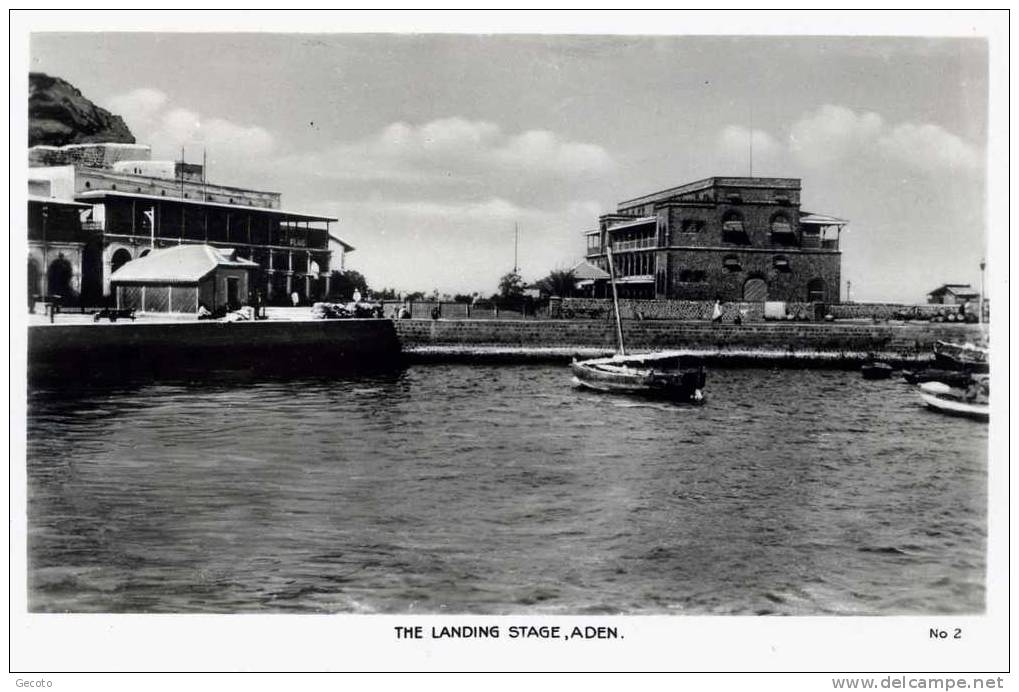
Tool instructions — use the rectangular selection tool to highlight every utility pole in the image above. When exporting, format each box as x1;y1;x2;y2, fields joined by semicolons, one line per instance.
513;222;519;274
846;279;852;303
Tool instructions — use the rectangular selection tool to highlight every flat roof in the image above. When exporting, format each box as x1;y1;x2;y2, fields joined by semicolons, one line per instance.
606;216;657;231
619;176;801;209
28;194;92;208
76;190;338;223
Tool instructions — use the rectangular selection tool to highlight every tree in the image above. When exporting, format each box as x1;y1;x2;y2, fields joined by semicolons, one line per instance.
498;271;524;300
540;269;576;298
328;269;369;301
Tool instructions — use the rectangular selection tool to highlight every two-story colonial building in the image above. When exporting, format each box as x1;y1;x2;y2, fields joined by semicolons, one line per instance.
584;177;845;303
28;142;354;306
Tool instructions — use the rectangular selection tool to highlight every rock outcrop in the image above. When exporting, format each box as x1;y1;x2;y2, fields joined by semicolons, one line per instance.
29;72;135;146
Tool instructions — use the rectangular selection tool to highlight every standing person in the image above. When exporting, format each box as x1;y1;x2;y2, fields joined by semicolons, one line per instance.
711;299;723;324
290;290;299;307
353;288;362;304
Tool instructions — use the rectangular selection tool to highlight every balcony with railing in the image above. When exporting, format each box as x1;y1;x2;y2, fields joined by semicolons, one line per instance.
610;237;657;251
801;234;840;250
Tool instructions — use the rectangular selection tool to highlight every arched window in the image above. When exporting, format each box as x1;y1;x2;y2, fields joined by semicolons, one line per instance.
743;276;768;302
110;248;132;274
770;213;793;235
722;210;749;245
722;210;743;231
807;278;827;303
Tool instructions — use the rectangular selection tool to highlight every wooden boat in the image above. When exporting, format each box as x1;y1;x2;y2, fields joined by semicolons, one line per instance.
933;340;989;373
570;246;707;403
917;380;989;421
861;362;894;380
901;368;975;388
571;351;706;401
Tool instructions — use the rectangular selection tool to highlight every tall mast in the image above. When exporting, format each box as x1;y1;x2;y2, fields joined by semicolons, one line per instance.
749;99;754;177
606;245;626;356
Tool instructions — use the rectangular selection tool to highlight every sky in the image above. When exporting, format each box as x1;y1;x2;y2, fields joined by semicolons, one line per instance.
29;33;989;302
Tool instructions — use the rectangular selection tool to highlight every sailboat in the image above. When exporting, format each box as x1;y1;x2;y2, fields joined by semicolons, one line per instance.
570;246;706;402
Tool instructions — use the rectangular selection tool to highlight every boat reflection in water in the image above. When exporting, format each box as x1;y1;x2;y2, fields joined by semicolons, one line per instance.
569;245;707;404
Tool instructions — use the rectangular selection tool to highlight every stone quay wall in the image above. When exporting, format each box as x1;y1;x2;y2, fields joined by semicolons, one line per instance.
394;318;984;365
558;298;981;323
28;318;401;380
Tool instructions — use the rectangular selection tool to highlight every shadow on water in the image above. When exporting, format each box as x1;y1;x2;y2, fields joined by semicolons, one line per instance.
29;349;409;391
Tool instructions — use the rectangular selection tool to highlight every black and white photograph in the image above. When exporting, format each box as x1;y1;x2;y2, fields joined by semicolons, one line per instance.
10;10;1008;680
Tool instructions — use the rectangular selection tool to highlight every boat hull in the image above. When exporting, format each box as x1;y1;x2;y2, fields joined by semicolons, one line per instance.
570;353;706;403
917;382;989;421
933;340;989;373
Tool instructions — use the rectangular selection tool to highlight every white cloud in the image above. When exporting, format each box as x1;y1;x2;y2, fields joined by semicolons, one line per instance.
103;87;274;160
105;88;168;128
879;122;982;171
789;105;884;167
282;117;614;187
787;104;980;172
719;125;781;157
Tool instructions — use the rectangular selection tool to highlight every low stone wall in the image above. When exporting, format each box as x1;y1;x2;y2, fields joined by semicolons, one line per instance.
559;298;984;323
28;319;401;380
827;302;981;321
395;318;984;365
560;298;817;321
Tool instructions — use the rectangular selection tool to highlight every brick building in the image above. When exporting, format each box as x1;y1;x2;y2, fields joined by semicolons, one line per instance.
584;177;845;303
28;142;353;306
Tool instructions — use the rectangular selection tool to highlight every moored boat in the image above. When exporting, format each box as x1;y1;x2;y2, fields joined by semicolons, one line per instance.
571;351;706;401
917;379;989;421
861;362;894;380
901;368;975;388
570;246;707;403
933;340;989;373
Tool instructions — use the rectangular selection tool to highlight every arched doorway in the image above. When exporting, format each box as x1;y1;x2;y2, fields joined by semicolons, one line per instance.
742;276;768;302
807;278;827;302
47;256;73;300
110;248;133;273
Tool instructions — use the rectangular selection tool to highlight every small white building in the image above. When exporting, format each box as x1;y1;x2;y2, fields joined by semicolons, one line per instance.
111;244;259;313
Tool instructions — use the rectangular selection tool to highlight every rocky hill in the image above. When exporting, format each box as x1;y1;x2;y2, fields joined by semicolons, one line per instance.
29;72;135;147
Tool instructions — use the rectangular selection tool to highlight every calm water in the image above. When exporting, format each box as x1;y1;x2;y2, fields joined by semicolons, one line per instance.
27;363;987;614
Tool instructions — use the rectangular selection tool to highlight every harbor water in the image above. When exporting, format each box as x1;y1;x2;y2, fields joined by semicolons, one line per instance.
27;363;987;614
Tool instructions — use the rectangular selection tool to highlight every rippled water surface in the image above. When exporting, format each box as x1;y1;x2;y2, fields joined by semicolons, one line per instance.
27;364;987;614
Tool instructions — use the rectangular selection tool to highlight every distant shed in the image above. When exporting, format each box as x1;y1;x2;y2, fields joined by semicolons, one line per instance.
111;244;259;313
927;283;980;305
